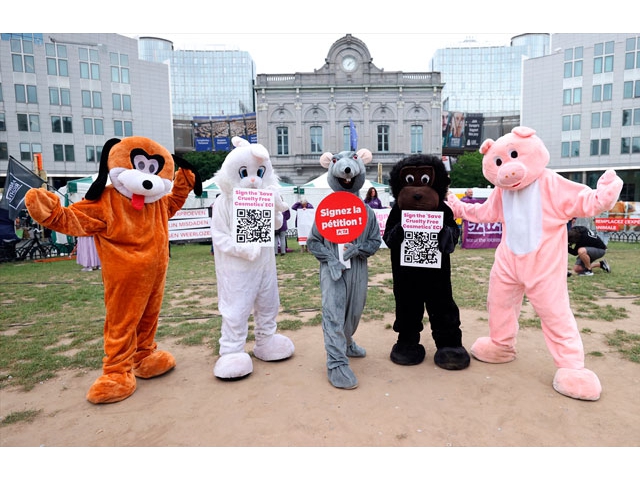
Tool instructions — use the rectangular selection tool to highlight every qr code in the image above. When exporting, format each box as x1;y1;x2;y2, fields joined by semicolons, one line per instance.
403;231;439;266
236;208;273;243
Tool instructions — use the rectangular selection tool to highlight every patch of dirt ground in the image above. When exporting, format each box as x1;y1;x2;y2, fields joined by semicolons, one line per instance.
1;303;638;476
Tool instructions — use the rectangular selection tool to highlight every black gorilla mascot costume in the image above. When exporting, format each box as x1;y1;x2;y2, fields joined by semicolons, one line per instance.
383;154;470;370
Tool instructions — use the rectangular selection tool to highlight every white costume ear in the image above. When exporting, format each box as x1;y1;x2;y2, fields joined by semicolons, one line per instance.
320;152;333;169
232;136;250;148
356;148;373;165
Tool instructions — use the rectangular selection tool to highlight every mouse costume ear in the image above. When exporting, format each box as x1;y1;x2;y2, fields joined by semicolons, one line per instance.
85;138;121;200
173;154;203;196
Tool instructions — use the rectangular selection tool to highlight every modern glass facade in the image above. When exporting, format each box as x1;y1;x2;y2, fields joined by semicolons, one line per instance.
431;34;550;116
138;37;256;120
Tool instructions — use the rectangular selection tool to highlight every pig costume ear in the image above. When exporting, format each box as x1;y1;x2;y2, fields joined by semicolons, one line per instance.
479;139;494;155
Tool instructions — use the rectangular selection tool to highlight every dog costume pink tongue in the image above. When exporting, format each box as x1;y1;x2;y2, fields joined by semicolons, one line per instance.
132;194;145;210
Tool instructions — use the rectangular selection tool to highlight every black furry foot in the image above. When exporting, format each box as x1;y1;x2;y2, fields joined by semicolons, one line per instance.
434;346;471;370
390;343;426;366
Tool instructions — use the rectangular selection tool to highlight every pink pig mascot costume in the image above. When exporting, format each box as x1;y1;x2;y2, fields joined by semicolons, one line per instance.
447;126;623;401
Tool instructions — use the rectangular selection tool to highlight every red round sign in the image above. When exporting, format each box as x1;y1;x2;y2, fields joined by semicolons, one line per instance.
315;191;367;243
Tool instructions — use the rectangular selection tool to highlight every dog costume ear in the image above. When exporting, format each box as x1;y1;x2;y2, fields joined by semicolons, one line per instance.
173;154;203;196
86;138;121;200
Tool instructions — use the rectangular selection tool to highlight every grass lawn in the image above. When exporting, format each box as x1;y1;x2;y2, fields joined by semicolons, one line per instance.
1;240;638;392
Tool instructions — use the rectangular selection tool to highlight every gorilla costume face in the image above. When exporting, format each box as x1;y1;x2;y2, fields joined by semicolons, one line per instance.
388;154;450;211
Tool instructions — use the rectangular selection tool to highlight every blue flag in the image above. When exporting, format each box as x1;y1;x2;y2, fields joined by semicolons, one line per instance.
349;119;358;151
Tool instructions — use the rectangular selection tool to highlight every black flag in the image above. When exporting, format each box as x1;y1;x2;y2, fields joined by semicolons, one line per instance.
0;157;45;220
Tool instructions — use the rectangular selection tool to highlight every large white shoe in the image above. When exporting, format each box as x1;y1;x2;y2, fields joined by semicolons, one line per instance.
253;334;295;362
213;352;253;379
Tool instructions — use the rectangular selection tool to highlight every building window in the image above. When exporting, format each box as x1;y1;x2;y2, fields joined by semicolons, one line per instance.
635;108;640;126
112;93;132;111
45;42;68;76
18;114;40;132
623;80;640;98
51;116;72;134
49;87;71;106
563;87;582;105
621;137;630;154
53;144;75;162
85;145;103;162
81;90;102;108
15;84;38;104
377;125;390;152
79;48;100;80
592;84;612;102
0;142;8;160
562;115;571;131
0;113;5;131
11;36;35;73
84;118;104;135
633;137;640;153
590;139;610;156
593;41;614;74
110;52;130;84
276;126;289;155
410;125;423;153
571;141;580;157
563;46;583;78
624;36;640;70
20;143;31;161
310;126;322;153
114;120;133;137
623;109;632;126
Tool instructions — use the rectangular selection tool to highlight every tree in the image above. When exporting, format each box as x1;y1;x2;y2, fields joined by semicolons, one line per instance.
449;151;492;188
182;151;228;182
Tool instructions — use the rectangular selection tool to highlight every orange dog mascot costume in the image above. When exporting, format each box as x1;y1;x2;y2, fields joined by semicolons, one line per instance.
25;137;202;404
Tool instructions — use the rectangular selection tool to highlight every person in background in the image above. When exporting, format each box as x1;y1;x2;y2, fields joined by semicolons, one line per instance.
364;187;383;209
275;203;291;256
291;198;314;252
568;225;610;276
76;236;101;272
461;188;480;204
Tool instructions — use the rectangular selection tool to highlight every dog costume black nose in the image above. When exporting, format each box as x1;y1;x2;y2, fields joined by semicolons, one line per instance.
143;180;153;190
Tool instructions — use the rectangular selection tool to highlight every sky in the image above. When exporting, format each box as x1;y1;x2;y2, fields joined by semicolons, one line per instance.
121;32;519;74
23;0;633;75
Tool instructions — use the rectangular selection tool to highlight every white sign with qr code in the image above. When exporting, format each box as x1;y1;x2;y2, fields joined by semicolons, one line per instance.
400;210;443;269
232;188;275;246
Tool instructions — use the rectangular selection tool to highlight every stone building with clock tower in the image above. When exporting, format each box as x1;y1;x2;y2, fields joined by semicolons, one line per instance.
254;34;444;185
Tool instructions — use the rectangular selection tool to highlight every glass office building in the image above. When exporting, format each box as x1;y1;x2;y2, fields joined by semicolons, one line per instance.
0;33;173;189
431;34;550;116
138;37;256;120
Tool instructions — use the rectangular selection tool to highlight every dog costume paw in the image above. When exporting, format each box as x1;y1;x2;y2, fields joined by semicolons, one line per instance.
133;350;176;379
86;372;136;404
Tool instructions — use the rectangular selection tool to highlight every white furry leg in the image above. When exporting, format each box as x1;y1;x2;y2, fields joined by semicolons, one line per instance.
253;333;295;362
213;352;253;379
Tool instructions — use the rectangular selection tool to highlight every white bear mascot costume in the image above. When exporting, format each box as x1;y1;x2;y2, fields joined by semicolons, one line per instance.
211;136;294;379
